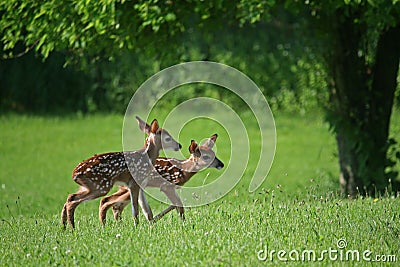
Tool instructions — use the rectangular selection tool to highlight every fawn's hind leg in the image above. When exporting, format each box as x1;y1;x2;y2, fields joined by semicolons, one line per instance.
99;190;130;225
63;177;112;229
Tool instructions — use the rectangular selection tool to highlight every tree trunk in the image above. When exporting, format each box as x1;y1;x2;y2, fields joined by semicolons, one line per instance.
327;13;400;196
368;25;400;190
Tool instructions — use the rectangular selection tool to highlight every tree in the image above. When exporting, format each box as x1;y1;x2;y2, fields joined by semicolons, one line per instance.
290;1;400;196
1;0;399;196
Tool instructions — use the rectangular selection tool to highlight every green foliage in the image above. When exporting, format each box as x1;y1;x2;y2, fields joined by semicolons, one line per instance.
0;0;274;60
386;138;400;182
1;15;328;114
1;0;119;59
236;0;275;25
386;110;400;184
4;0;384;115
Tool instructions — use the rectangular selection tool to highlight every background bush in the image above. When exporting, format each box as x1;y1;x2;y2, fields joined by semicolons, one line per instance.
1;19;331;114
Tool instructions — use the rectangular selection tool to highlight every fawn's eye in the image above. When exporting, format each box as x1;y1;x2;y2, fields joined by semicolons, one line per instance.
164;136;171;142
202;155;210;161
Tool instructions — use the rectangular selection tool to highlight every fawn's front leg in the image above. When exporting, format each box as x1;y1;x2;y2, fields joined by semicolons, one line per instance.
154;185;185;222
153;205;176;222
138;189;153;221
99;188;154;225
128;182;140;225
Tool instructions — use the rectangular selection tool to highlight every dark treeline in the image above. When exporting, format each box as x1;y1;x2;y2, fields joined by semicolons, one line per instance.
1;16;331;114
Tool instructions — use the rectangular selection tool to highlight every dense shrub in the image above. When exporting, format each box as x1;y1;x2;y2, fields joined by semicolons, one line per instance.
0;20;332;115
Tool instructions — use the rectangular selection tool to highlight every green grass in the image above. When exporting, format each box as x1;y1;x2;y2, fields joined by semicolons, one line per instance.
0;112;399;266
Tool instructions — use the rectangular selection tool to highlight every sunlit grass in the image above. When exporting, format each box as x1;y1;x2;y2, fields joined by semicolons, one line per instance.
0;112;399;266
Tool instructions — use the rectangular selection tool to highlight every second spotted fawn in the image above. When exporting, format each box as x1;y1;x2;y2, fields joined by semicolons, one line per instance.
99;134;224;224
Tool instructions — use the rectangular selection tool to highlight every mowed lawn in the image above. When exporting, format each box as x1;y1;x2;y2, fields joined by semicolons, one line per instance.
0;111;399;266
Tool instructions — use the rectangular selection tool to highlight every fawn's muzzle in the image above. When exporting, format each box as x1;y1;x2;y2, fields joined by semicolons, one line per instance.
216;159;224;169
175;143;182;151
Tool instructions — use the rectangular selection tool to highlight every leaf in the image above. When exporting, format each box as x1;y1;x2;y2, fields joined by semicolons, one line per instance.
165;12;176;22
84;22;94;31
37;34;48;50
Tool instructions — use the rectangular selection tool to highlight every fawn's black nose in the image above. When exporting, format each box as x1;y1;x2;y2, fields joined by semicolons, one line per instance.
217;159;224;169
175;143;182;151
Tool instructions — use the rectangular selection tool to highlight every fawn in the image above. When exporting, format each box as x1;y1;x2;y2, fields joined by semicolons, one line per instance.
99;134;224;224
61;116;181;229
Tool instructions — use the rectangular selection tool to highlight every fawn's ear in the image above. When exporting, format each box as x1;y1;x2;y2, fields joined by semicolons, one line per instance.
136;116;151;135
189;140;198;154
150;119;159;134
203;133;218;148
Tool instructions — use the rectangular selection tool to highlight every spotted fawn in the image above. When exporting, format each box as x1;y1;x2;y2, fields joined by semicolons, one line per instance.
99;134;224;224
61;116;181;229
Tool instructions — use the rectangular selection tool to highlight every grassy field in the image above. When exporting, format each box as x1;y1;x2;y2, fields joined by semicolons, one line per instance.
0;112;399;266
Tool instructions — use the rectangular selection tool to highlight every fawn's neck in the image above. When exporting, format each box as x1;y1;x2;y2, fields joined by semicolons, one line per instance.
170;158;198;179
142;139;160;164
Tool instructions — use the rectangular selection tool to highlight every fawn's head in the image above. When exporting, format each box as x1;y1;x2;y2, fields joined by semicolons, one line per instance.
136;116;182;152
189;134;224;171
